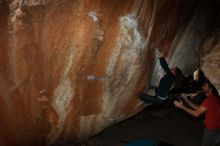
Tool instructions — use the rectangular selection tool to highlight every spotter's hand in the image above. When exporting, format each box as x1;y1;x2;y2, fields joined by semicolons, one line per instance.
174;100;183;108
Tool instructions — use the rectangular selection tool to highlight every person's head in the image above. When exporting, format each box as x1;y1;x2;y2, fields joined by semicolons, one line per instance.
172;67;184;88
170;67;182;75
202;81;211;94
170;68;176;75
202;80;220;102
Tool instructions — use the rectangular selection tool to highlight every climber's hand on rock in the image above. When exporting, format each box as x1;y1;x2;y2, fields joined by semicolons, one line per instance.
155;48;163;58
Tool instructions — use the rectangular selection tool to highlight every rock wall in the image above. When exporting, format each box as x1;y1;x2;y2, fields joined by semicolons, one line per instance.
201;28;220;93
0;0;218;145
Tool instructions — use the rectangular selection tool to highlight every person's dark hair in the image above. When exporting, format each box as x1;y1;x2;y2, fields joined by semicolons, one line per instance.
175;67;182;76
197;69;206;83
174;67;184;89
203;80;220;103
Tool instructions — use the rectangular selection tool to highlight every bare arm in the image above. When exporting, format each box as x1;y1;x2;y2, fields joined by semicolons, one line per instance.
174;101;207;117
181;91;203;99
155;49;172;74
183;98;200;110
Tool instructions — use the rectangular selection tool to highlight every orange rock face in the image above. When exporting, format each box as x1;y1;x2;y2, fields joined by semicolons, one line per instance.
0;0;219;145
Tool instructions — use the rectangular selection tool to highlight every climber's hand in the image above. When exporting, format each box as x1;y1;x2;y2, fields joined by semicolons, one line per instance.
155;48;163;58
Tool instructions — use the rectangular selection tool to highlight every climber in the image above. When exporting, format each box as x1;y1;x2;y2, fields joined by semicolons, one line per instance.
181;69;206;93
176;69;207;105
174;80;220;146
139;49;183;106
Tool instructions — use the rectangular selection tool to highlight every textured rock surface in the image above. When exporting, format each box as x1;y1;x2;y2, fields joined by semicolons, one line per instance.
201;28;220;93
0;0;219;145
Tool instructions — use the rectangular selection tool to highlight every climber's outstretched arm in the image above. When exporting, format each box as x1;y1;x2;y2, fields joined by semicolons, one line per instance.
155;49;171;74
159;57;172;74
